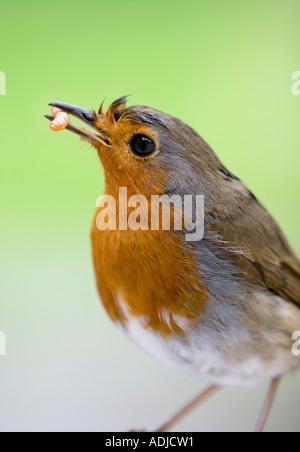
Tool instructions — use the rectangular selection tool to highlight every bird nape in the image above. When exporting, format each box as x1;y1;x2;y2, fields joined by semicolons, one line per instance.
45;96;300;432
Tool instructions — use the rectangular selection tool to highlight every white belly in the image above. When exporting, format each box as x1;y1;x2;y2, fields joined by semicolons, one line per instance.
116;294;300;388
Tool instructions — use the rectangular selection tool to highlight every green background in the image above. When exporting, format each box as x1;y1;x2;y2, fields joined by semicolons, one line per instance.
1;0;299;432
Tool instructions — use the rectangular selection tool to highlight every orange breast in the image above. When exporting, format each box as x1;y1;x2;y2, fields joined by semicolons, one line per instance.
91;200;209;339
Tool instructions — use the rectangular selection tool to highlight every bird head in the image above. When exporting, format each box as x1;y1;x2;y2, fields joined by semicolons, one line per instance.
46;96;223;198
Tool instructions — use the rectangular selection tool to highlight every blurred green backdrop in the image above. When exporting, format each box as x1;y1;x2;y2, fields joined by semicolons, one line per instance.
0;0;299;432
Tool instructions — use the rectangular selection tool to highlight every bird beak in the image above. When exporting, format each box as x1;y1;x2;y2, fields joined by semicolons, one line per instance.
44;102;109;145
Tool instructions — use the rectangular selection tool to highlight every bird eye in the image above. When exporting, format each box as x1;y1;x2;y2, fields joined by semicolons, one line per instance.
129;134;156;157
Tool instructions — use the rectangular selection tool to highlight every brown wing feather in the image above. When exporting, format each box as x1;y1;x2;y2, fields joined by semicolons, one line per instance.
209;173;300;306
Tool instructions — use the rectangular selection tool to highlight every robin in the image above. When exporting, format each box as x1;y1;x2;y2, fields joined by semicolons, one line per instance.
45;96;300;432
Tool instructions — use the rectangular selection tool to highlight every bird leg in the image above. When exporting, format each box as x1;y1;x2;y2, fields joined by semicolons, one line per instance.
154;385;220;432
255;377;281;433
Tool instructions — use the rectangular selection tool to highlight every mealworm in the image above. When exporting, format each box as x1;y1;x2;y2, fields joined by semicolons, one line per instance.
49;106;70;131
